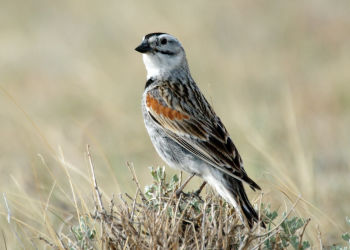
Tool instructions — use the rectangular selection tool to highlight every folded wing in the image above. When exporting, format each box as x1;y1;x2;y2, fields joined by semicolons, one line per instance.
145;81;261;191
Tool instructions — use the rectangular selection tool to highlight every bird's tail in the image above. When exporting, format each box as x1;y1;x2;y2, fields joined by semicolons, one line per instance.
225;175;265;229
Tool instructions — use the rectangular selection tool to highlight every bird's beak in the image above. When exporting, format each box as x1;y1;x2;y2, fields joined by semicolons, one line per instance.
135;40;152;53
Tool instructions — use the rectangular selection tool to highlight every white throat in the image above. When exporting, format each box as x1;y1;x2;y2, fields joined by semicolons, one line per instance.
143;54;161;79
142;53;185;79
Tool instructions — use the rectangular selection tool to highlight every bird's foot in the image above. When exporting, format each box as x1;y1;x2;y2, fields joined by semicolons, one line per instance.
175;189;190;198
188;191;203;201
192;181;206;198
175;190;203;202
193;189;201;197
175;173;196;198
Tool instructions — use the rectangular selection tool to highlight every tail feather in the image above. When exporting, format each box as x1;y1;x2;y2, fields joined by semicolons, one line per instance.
242;174;261;191
204;171;264;228
226;175;265;229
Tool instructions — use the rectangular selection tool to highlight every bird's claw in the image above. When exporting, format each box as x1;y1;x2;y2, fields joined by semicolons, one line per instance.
175;189;203;201
176;190;189;198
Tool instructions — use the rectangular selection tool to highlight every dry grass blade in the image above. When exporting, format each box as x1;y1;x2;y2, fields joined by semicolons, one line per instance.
87;144;105;213
1;230;7;250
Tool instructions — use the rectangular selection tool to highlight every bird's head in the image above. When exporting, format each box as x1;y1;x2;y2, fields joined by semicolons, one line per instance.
135;33;189;79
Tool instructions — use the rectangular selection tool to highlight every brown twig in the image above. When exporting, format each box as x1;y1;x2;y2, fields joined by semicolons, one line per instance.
87;145;106;248
126;162;147;201
298;218;311;249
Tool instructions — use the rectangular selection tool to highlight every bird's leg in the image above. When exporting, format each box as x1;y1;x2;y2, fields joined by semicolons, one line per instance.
176;173;195;197
193;181;207;196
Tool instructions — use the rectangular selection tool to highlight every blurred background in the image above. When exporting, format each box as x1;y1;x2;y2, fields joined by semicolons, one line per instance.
1;0;349;247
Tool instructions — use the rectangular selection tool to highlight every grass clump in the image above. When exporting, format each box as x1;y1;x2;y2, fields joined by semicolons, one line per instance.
95;166;249;249
37;151;318;249
31;146;350;249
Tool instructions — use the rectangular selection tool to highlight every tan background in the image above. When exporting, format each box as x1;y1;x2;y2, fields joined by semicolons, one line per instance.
1;0;349;247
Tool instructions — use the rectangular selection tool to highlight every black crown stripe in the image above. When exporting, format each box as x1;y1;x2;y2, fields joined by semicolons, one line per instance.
144;32;168;40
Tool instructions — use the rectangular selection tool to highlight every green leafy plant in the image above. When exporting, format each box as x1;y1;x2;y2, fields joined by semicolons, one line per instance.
144;167;179;200
70;216;96;250
330;217;350;250
262;204;311;249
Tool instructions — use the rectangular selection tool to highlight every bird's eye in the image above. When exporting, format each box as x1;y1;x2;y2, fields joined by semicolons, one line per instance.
160;38;167;45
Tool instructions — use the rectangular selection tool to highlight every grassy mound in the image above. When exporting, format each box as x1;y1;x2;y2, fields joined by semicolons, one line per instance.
3;148;349;249
38;157;323;249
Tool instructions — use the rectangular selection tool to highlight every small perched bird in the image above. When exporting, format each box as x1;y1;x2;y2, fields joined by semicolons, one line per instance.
135;32;263;228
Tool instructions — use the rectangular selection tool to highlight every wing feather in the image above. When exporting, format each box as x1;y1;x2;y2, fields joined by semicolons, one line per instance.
145;82;261;190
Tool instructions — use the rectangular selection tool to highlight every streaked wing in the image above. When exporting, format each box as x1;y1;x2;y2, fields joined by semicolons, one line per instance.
145;81;260;190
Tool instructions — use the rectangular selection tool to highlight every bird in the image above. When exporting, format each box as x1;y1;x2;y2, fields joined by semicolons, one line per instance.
135;32;263;228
